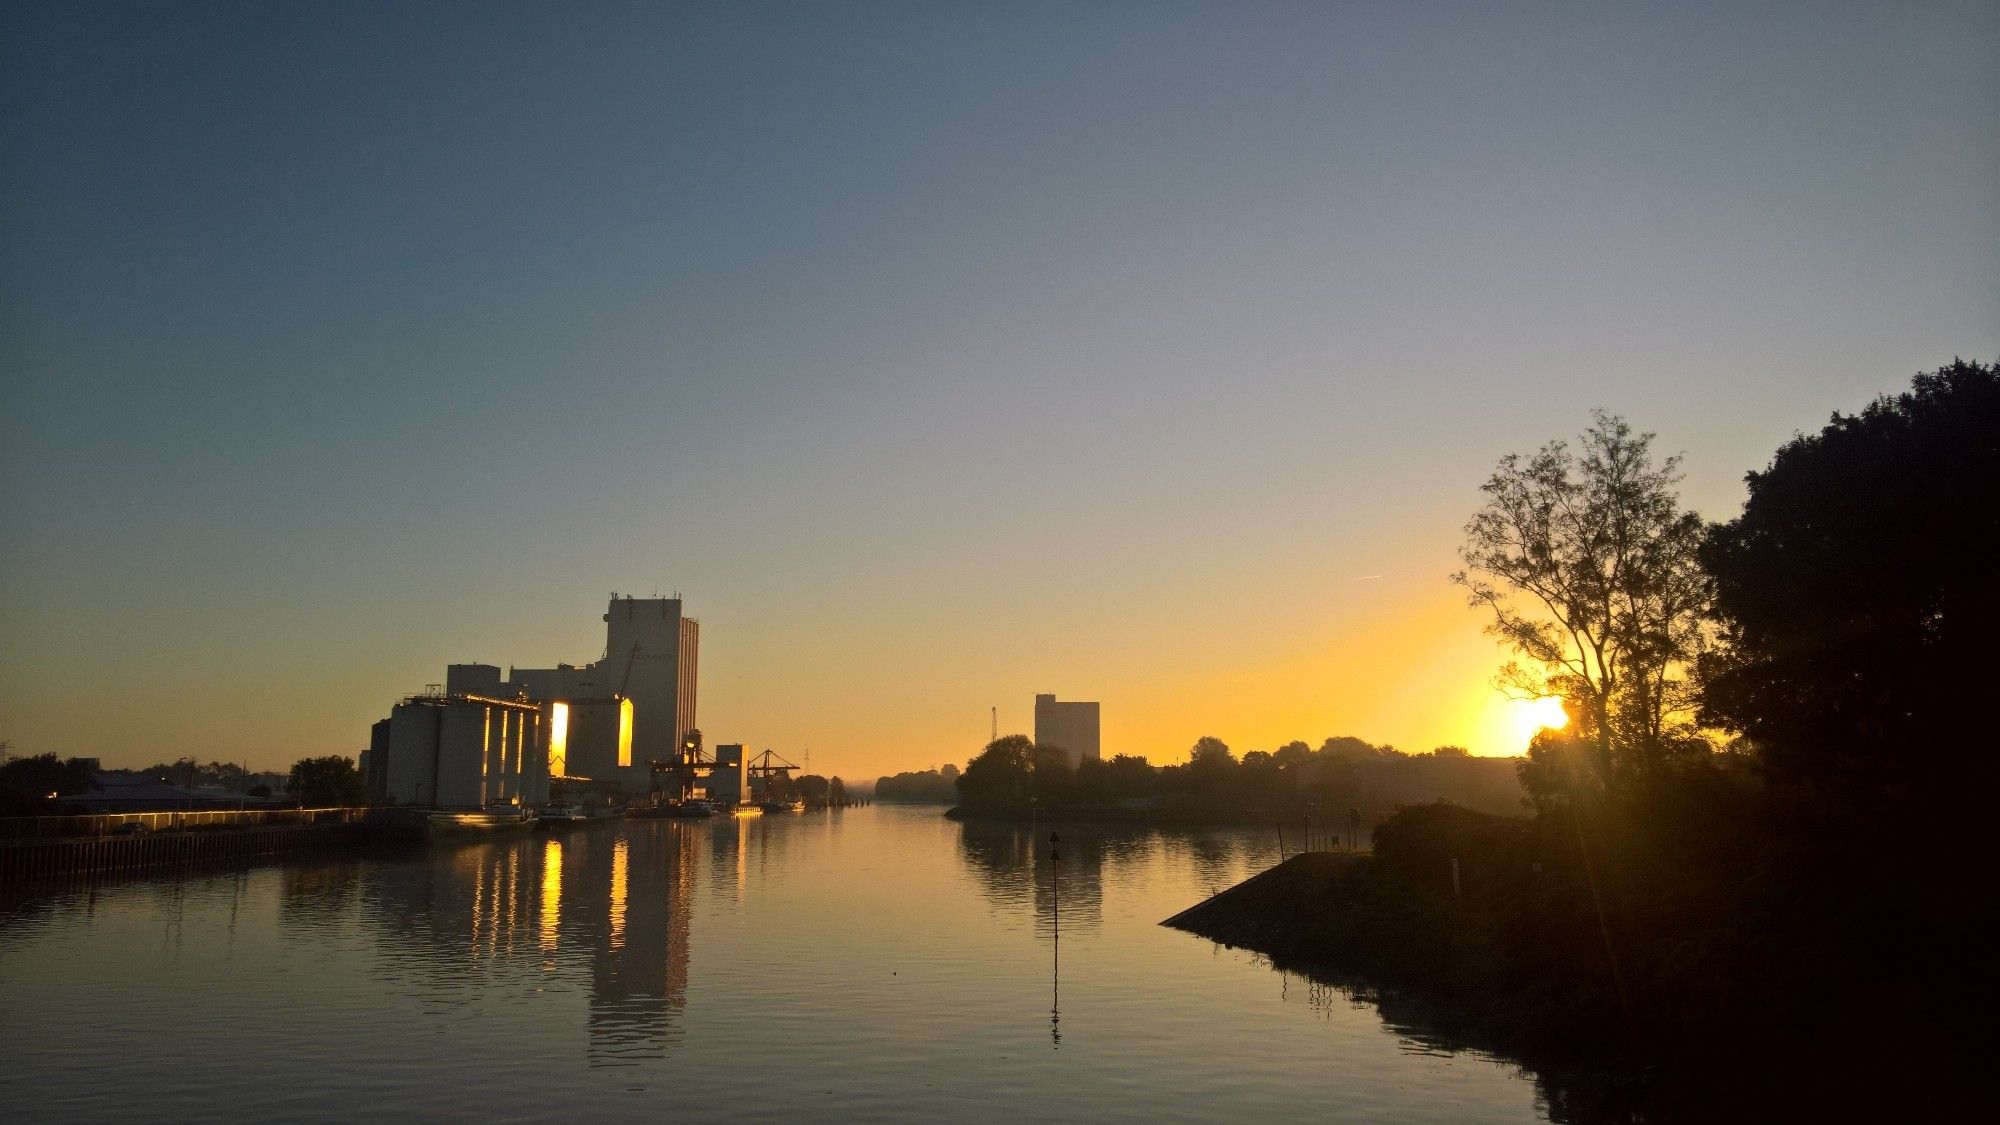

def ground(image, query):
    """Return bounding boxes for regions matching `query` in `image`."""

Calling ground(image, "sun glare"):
[1529,696,1570,730]
[1504,696,1569,752]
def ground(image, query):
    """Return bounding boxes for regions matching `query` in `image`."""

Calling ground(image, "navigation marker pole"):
[1050,831,1061,1048]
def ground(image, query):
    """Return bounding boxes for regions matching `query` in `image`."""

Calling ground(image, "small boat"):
[758,800,807,814]
[537,803,592,828]
[729,803,764,817]
[632,801,713,820]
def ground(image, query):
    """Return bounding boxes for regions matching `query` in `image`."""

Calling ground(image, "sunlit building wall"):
[1035,693,1101,766]
[618,697,635,768]
[548,697,624,781]
[547,702,569,778]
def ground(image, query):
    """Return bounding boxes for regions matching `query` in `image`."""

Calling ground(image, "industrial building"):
[708,744,749,806]
[503,595,698,796]
[370,692,550,808]
[1035,693,1101,766]
[368,595,699,806]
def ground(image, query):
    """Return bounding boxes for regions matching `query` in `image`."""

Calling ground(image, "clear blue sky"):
[3,2,1995,776]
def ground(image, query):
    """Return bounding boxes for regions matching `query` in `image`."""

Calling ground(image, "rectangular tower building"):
[1034,693,1100,766]
[595,596,698,794]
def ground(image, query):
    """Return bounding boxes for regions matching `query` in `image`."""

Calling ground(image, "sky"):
[2,2,1995,780]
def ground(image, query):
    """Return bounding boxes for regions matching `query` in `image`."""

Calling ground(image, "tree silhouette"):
[955,735,1034,809]
[1188,736,1235,770]
[1701,358,1998,805]
[0,752,98,813]
[286,756,365,807]
[1454,411,1710,792]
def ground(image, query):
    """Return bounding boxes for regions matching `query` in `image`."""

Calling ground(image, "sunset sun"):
[1505,696,1569,750]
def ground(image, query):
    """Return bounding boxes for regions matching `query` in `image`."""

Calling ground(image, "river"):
[0,805,1554,1122]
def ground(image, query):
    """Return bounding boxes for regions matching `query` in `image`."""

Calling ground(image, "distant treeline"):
[874,765,959,803]
[0,751,292,815]
[951,735,1522,825]
[758,772,850,806]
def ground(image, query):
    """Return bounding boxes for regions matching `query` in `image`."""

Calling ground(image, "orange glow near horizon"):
[682,582,1582,774]
[52,579,1570,776]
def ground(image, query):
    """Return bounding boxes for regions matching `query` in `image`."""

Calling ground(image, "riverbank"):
[1160,799,1969,1119]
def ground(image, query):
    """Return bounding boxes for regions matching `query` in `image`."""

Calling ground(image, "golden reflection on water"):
[468,848,490,955]
[540,838,563,953]
[733,815,747,901]
[609,837,629,950]
[0,809,1561,1119]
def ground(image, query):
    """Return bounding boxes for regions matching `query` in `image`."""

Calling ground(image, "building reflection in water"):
[955,820,1106,939]
[572,826,695,1067]
[329,824,699,1068]
[705,814,756,904]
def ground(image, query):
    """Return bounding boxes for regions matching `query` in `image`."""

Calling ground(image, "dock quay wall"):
[0,808,374,885]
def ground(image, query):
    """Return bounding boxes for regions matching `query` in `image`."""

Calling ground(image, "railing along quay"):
[0,806,368,841]
[0,808,374,885]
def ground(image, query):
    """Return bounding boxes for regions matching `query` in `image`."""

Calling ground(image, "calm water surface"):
[0,806,1549,1122]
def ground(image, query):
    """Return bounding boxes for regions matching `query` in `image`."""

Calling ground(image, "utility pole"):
[990,706,997,745]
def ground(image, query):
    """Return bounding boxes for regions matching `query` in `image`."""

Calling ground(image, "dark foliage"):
[286,755,366,807]
[952,733,1522,825]
[1702,358,1999,807]
[0,752,99,815]
[875,765,959,803]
